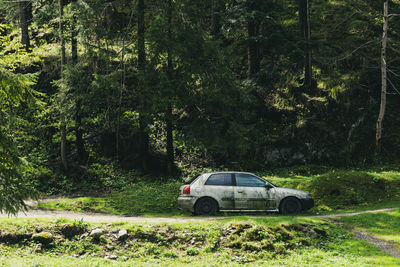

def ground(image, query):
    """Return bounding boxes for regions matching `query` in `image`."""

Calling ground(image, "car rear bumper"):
[300,198,314,211]
[177,195,197,213]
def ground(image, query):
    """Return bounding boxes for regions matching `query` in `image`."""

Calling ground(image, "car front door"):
[234,173,275,210]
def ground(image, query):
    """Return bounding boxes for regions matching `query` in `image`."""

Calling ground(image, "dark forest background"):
[1,0,400,199]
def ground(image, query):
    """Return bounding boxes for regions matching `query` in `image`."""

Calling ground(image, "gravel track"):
[1,202,399,258]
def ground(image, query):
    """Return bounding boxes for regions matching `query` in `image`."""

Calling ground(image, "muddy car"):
[177,172,314,215]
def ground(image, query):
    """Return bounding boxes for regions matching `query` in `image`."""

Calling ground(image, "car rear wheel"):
[194,197,218,215]
[280,197,302,214]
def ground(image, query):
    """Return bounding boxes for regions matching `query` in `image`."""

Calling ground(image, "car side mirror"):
[264,184,273,190]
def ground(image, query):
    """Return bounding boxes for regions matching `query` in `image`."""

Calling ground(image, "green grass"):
[262,168,400,212]
[334,209,400,250]
[0,217,399,266]
[37,166,400,216]
[38,181,184,216]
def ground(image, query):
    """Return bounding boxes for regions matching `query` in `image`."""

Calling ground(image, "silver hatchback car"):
[178,172,314,215]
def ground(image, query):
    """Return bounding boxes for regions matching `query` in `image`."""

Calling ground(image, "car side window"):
[235,174,266,187]
[205,173,233,186]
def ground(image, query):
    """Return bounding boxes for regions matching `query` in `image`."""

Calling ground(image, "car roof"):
[204,171,256,175]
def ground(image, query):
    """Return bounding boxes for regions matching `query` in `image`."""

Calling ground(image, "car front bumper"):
[177,195,197,213]
[300,198,314,211]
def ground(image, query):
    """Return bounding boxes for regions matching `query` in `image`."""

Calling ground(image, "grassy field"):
[37,166,400,216]
[334,209,400,251]
[0,216,399,266]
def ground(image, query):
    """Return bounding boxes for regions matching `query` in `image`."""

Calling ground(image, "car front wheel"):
[280,197,302,214]
[194,197,218,215]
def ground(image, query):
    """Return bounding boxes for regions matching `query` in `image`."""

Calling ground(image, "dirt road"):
[0,205,398,223]
[0,209,219,223]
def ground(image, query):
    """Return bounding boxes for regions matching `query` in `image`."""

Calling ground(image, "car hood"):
[274,187,311,198]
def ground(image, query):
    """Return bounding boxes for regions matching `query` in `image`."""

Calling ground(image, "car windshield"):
[257,175,277,187]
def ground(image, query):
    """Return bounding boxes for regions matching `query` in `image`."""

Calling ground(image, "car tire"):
[280,197,302,214]
[194,197,218,215]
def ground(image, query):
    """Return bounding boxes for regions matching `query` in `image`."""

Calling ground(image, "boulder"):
[32,232,53,245]
[60,223,85,239]
[117,229,129,242]
[90,228,105,239]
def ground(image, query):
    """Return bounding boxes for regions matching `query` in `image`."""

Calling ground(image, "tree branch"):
[387,77,400,95]
[337,40,381,62]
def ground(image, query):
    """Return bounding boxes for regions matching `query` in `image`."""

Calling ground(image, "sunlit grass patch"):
[335,209,400,250]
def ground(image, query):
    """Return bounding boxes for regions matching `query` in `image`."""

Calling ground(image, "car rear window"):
[205,173,233,186]
[189,175,202,185]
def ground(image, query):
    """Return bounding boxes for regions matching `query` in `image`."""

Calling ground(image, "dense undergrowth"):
[0,217,399,266]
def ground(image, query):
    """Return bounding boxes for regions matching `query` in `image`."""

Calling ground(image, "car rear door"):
[233,173,272,210]
[203,173,235,209]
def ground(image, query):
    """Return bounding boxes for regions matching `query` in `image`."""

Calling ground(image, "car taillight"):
[183,185,190,194]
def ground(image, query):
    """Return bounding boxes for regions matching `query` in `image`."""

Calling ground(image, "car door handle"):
[237,190,243,193]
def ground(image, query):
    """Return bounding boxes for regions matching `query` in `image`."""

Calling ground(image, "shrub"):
[302,171,400,208]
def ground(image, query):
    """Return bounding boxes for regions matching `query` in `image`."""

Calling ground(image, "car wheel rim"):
[201,200,212,213]
[285,200,298,213]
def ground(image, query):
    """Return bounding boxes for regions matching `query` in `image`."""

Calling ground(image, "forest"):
[1,0,400,211]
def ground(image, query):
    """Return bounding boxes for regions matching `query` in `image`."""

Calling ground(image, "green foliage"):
[0,68,38,214]
[301,170,400,209]
[3,0,400,197]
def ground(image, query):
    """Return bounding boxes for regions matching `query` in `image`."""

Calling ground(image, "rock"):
[32,232,53,245]
[34,243,42,252]
[60,223,85,239]
[73,201,83,208]
[117,229,128,242]
[81,233,89,239]
[109,255,118,260]
[106,244,114,250]
[90,228,105,238]
[313,228,327,237]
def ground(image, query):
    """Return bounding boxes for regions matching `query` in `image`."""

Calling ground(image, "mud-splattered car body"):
[177,172,314,215]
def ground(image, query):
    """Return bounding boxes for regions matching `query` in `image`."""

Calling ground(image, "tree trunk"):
[59,0,66,72]
[116,37,126,160]
[70,5,87,164]
[60,123,68,171]
[298,0,312,87]
[376,0,388,152]
[247,20,260,77]
[75,100,88,164]
[19,0,31,51]
[166,0,174,175]
[71,14,78,64]
[137,0,149,170]
[211,0,222,40]
[166,104,173,174]
[59,0,68,171]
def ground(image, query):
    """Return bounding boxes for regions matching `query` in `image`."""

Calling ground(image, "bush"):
[302,171,400,208]
[110,181,182,215]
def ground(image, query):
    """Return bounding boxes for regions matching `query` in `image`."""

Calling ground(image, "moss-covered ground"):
[0,216,399,266]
